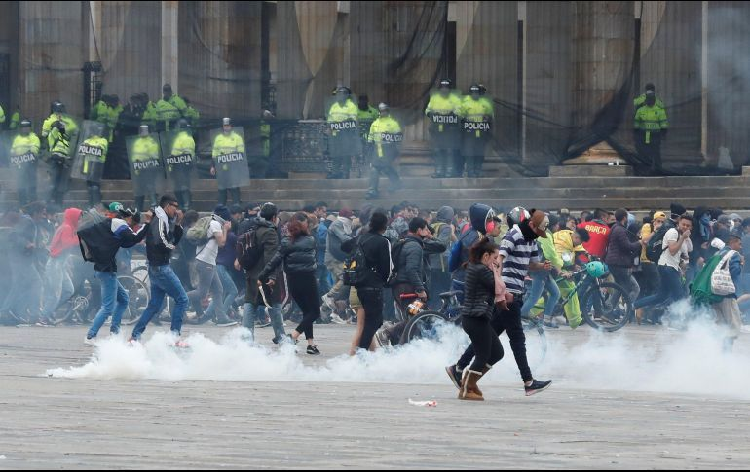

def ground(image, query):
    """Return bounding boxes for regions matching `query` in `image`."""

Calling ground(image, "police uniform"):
[10,130,41,206]
[634,102,668,173]
[41,112,78,207]
[327,95,358,179]
[212,129,245,205]
[366,111,402,198]
[425,88,462,177]
[459,92,494,178]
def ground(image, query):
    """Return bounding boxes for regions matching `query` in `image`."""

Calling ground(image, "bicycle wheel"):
[131,265,149,284]
[398,310,450,345]
[581,281,632,332]
[117,274,151,326]
[520,316,547,369]
[51,280,93,325]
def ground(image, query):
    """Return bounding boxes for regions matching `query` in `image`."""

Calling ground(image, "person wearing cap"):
[41,101,79,209]
[326,86,358,179]
[211,117,245,206]
[447,209,552,396]
[322,208,355,324]
[167,119,196,210]
[365,103,403,199]
[155,84,187,132]
[9,119,41,206]
[709,230,743,351]
[458,83,494,178]
[634,89,669,174]
[186,205,237,327]
[633,83,665,110]
[130,125,161,211]
[425,79,462,178]
[130,194,190,344]
[80,206,152,344]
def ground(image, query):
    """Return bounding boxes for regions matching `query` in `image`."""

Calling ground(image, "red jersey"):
[578,220,611,258]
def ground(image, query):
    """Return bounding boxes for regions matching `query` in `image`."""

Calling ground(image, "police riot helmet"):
[378,102,390,113]
[222,117,232,127]
[19,120,31,128]
[469,84,481,94]
[507,206,530,228]
[439,79,452,90]
[52,101,66,114]
[139,125,149,136]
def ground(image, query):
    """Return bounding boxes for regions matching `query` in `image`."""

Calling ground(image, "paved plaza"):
[1,324,749,469]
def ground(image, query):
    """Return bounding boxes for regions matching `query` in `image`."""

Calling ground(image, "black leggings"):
[357,287,384,350]
[461,315,504,372]
[287,271,320,340]
[457,298,532,382]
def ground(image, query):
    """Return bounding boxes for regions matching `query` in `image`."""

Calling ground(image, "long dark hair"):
[287,212,310,241]
[467,237,499,265]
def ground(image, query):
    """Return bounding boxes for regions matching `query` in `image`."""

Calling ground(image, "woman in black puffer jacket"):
[259,212,321,354]
[456,238,505,401]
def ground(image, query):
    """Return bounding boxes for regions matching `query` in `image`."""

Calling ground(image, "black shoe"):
[525,379,552,396]
[306,345,320,355]
[445,364,462,390]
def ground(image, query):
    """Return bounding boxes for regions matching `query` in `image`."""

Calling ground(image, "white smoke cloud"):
[47,309,750,400]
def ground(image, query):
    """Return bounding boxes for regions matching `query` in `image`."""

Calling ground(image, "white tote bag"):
[711,250,737,296]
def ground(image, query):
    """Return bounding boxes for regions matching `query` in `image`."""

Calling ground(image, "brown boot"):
[458,370,484,401]
[472,364,492,397]
[635,308,644,325]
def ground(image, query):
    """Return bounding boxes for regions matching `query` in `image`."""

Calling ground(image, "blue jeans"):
[242,302,285,343]
[217,265,239,319]
[521,271,560,317]
[87,271,129,338]
[131,265,189,340]
[634,265,684,310]
[42,255,75,319]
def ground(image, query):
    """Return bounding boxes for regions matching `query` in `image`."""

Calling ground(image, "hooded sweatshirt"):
[450,203,493,281]
[49,208,83,258]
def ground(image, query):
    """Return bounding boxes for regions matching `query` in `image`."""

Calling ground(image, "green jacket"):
[634,93,665,110]
[539,230,564,271]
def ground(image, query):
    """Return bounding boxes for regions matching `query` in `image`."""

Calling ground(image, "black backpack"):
[236,224,263,271]
[646,219,675,262]
[343,239,371,286]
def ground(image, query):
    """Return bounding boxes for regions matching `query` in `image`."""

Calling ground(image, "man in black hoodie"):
[130,195,189,343]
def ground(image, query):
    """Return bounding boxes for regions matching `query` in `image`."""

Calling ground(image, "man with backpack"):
[236,202,287,344]
[130,195,190,344]
[634,214,693,320]
[185,205,236,326]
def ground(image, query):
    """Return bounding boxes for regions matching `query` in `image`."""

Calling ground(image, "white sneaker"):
[321,294,337,311]
[329,313,347,325]
[84,337,96,346]
[375,328,391,347]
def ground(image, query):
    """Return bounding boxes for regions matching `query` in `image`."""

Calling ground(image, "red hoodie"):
[49,208,83,258]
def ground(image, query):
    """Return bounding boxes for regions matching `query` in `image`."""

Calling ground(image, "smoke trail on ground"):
[47,304,750,399]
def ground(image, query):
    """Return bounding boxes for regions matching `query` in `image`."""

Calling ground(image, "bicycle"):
[395,290,547,367]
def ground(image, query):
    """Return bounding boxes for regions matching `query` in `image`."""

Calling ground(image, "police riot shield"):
[71,121,108,183]
[127,133,164,197]
[160,129,196,192]
[367,108,405,164]
[425,89,461,151]
[460,100,493,157]
[0,130,12,168]
[325,96,362,158]
[5,129,41,192]
[209,127,248,190]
